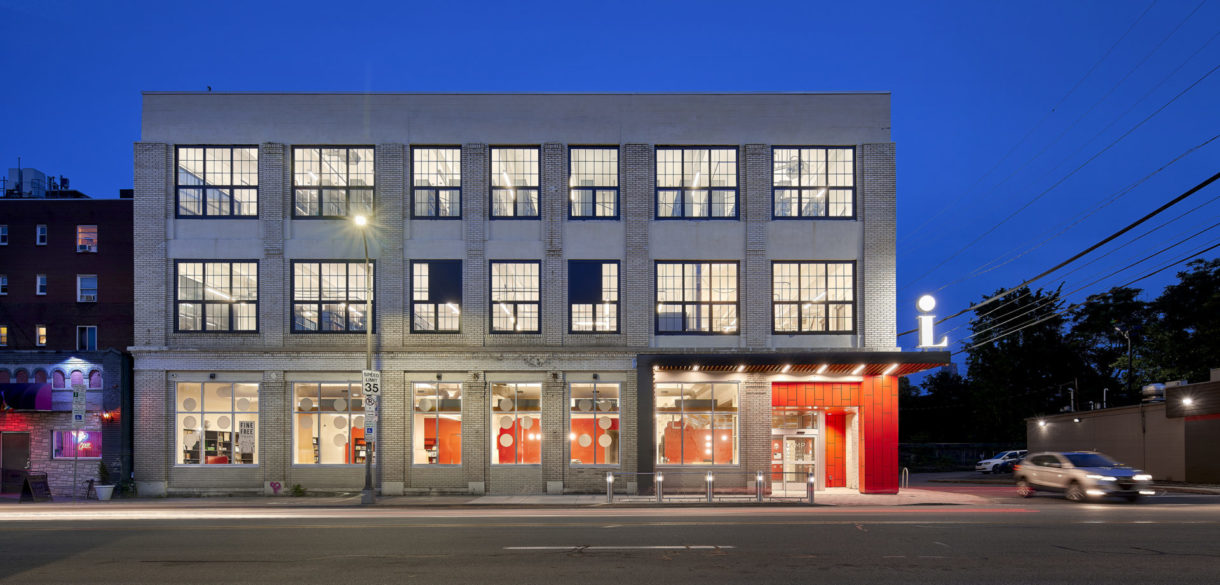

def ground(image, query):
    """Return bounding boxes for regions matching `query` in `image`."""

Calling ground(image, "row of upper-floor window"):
[0,224,99,251]
[173,259,855,336]
[0,273,97,300]
[0,324,97,350]
[173,146,856,221]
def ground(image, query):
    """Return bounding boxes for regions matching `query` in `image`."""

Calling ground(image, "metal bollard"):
[807,472,816,505]
[756,472,764,502]
[706,472,714,503]
[606,473,614,503]
[656,474,664,503]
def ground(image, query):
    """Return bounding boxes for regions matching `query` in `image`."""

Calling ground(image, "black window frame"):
[173,260,261,334]
[410,259,463,333]
[410,146,463,220]
[291,146,376,220]
[290,259,377,334]
[174,145,261,219]
[770,260,857,335]
[489,260,541,334]
[654,261,740,335]
[770,146,856,220]
[568,260,620,334]
[490,146,541,220]
[654,147,740,220]
[567,146,620,220]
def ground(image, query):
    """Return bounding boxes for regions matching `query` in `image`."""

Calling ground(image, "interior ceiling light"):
[736,365,746,372]
[882,363,898,376]
[851,364,866,375]
[781,364,792,373]
[817,364,828,374]
[691,364,700,372]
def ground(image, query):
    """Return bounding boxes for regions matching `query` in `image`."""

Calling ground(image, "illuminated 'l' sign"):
[916,295,948,348]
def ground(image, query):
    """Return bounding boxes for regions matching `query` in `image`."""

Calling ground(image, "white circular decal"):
[499,434,514,447]
[418,398,434,412]
[578,434,592,448]
[216,386,230,399]
[333,399,347,412]
[500,415,515,430]
[598,400,614,411]
[182,397,197,412]
[598,434,613,448]
[333,416,347,429]
[217,416,231,430]
[353,415,364,427]
[182,416,197,429]
[499,398,513,412]
[597,416,613,430]
[299,398,313,411]
[577,399,593,412]
[520,417,533,430]
[333,433,347,447]
[236,398,251,412]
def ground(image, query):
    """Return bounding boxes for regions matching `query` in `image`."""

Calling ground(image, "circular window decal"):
[236,398,251,411]
[578,434,592,448]
[182,416,197,429]
[598,416,613,430]
[217,416,231,430]
[598,434,613,448]
[499,434,514,447]
[520,417,534,430]
[299,398,314,411]
[500,415,515,430]
[182,397,198,411]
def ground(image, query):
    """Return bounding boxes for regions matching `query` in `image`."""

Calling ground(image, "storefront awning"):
[0,384,54,411]
[641,350,951,377]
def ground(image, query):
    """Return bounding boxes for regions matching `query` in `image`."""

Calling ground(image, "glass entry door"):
[783,436,816,492]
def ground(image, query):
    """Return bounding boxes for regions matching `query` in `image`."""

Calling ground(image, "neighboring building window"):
[412,147,461,218]
[569,147,618,218]
[76,326,97,351]
[0,325,7,346]
[76,225,98,252]
[655,262,738,334]
[411,260,461,332]
[291,261,373,332]
[570,383,619,465]
[490,261,540,333]
[656,382,739,465]
[293,147,374,218]
[35,325,47,346]
[490,147,540,218]
[175,262,259,332]
[772,262,855,332]
[52,430,102,459]
[1,225,8,245]
[656,148,738,219]
[176,146,259,217]
[413,382,462,465]
[772,147,855,218]
[77,275,98,302]
[568,260,618,333]
[0,274,7,295]
[292,382,366,464]
[36,224,47,245]
[491,383,541,464]
[36,274,47,295]
[176,382,260,465]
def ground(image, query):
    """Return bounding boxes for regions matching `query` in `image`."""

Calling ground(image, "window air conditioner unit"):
[77,244,96,252]
[80,294,97,302]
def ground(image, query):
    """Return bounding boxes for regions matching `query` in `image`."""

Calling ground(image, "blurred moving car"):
[993,454,1024,474]
[1014,451,1154,502]
[975,450,1027,474]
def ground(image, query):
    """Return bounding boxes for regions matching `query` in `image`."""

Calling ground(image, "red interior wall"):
[496,420,541,464]
[570,417,619,464]
[824,413,846,488]
[424,418,462,465]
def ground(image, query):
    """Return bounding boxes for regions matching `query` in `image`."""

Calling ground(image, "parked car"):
[975,450,1027,474]
[1014,451,1154,502]
[993,455,1024,474]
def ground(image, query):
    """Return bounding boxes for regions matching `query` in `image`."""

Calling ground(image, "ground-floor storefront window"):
[491,383,541,464]
[655,382,738,465]
[52,429,102,459]
[294,382,367,464]
[176,382,259,464]
[570,383,619,465]
[413,382,462,465]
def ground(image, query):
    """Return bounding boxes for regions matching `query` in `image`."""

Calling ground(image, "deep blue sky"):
[3,0,1218,365]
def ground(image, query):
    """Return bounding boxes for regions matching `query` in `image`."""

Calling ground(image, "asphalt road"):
[4,493,1220,584]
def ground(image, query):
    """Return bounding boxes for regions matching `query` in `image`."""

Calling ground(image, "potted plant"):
[95,462,115,501]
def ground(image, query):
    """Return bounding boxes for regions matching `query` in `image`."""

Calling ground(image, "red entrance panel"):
[824,413,846,488]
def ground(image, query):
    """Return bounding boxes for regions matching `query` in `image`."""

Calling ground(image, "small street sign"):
[362,370,381,396]
[71,383,87,427]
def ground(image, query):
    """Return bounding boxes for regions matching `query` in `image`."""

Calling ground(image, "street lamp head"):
[353,214,368,227]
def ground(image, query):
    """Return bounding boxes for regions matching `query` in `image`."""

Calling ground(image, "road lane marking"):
[505,545,734,551]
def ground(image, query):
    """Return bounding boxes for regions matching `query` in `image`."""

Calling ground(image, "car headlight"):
[1133,474,1152,481]
[1085,474,1116,481]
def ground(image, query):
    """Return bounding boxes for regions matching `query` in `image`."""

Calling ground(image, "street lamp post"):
[355,214,375,505]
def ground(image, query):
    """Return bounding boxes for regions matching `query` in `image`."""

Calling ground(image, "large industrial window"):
[491,148,540,218]
[490,261,540,333]
[655,262,738,334]
[656,382,738,465]
[293,382,367,464]
[570,383,619,466]
[411,260,461,332]
[569,147,618,218]
[293,147,374,218]
[656,148,738,219]
[176,146,259,217]
[176,382,260,465]
[175,261,258,332]
[772,147,854,218]
[291,261,373,333]
[413,382,462,465]
[568,260,618,333]
[412,147,461,218]
[491,383,542,464]
[772,262,855,333]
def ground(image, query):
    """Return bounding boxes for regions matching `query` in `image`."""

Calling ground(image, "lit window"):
[77,275,98,302]
[35,324,47,346]
[52,430,102,459]
[569,260,618,333]
[413,382,462,465]
[772,147,854,218]
[569,147,618,218]
[76,326,97,351]
[412,147,461,218]
[176,147,259,217]
[0,225,8,245]
[0,325,8,346]
[292,261,373,333]
[293,147,373,218]
[292,382,365,464]
[36,274,47,295]
[655,262,738,333]
[491,148,540,218]
[176,262,259,332]
[490,261,540,333]
[491,383,541,464]
[0,274,7,295]
[411,260,461,332]
[772,262,854,332]
[76,225,98,252]
[570,383,619,465]
[36,224,47,245]
[656,148,738,218]
[656,383,738,465]
[176,382,260,465]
